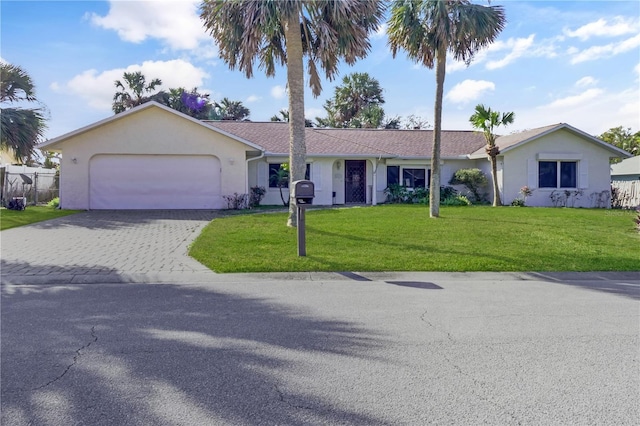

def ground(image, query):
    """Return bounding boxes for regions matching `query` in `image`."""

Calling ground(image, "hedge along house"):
[41,102,630,210]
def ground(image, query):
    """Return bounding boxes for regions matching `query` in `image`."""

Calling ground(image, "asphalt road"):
[2,272,638,425]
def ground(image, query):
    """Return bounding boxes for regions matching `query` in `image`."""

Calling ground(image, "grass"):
[0,206,80,231]
[190,205,640,273]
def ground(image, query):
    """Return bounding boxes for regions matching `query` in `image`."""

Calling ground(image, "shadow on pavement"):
[23,210,221,230]
[1,282,388,425]
[523,272,640,300]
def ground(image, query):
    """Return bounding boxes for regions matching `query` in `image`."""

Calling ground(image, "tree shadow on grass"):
[1,282,389,425]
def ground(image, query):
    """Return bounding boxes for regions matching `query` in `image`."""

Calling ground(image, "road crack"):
[420,310,522,425]
[32,326,98,391]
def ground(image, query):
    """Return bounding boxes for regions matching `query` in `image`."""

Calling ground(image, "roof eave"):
[39,101,266,153]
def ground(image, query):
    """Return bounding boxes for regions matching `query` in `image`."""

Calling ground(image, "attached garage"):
[89,154,221,209]
[39,102,262,210]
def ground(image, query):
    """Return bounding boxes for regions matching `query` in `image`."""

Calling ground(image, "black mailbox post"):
[291,180,314,256]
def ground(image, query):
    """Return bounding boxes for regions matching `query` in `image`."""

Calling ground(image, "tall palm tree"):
[200,0,384,226]
[469,104,514,206]
[388,0,506,217]
[1,63,47,163]
[112,71,162,114]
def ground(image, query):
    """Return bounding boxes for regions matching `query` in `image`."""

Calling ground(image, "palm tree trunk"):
[284,13,306,228]
[490,154,502,206]
[429,47,447,218]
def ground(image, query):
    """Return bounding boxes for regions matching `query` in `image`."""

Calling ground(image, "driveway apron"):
[1,210,220,283]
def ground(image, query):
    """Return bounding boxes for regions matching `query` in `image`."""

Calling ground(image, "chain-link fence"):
[1,167,59,207]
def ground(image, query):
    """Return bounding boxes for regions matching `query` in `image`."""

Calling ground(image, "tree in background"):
[213,97,250,121]
[201,0,384,227]
[112,71,163,113]
[469,104,515,207]
[271,109,313,127]
[156,87,216,120]
[318,72,385,128]
[388,0,506,217]
[1,63,47,163]
[598,126,640,163]
[403,114,431,130]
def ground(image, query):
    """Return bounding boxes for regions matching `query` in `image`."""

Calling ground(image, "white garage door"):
[89,154,221,209]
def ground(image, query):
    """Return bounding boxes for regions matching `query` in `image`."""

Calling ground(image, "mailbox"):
[291,180,314,205]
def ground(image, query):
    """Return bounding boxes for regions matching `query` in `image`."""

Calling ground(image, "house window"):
[403,168,426,188]
[268,163,310,188]
[387,166,399,186]
[539,161,577,188]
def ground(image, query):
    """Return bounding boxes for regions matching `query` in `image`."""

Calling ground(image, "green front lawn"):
[190,205,640,273]
[0,207,80,231]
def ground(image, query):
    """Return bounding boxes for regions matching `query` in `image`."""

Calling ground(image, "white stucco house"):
[40,102,630,210]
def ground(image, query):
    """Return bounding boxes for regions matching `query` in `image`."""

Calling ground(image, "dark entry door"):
[345,160,366,203]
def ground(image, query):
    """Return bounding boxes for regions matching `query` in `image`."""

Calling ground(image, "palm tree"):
[388,0,506,217]
[112,71,162,114]
[269,163,290,207]
[214,97,250,121]
[200,0,384,226]
[332,72,385,127]
[1,63,47,163]
[469,104,514,206]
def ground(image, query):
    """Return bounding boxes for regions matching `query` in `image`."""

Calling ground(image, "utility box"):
[291,180,314,205]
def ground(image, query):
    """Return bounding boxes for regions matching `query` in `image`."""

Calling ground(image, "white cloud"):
[543,88,604,109]
[527,87,639,134]
[49,82,61,92]
[89,0,212,52]
[575,76,598,88]
[445,80,495,105]
[485,34,536,70]
[447,34,558,72]
[65,60,209,111]
[570,33,640,64]
[372,22,388,40]
[305,107,324,120]
[271,85,287,99]
[245,95,261,103]
[564,17,639,41]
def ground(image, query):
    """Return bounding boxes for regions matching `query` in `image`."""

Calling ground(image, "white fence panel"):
[611,180,640,209]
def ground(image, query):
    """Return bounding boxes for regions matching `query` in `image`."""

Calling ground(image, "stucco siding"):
[249,157,336,206]
[56,107,252,209]
[502,129,614,207]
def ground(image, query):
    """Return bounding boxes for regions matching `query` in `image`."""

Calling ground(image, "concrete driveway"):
[1,211,639,424]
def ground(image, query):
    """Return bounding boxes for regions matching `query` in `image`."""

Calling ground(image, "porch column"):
[372,159,378,206]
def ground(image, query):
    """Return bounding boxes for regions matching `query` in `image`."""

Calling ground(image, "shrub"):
[47,197,60,208]
[249,186,266,208]
[510,198,526,207]
[440,186,458,201]
[223,193,248,210]
[442,195,471,206]
[384,184,409,204]
[449,168,488,203]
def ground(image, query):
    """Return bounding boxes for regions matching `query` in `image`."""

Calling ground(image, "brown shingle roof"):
[205,121,486,158]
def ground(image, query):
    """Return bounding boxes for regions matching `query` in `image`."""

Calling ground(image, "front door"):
[345,160,366,203]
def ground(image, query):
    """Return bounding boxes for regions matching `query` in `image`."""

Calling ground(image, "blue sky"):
[2,0,639,141]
